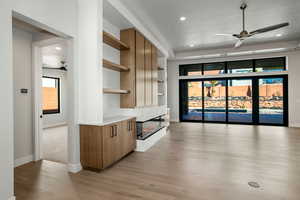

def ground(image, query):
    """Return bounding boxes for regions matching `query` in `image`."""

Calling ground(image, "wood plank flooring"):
[15,123,300,200]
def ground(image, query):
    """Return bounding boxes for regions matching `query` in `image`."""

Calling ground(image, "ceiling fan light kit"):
[216,3,289,48]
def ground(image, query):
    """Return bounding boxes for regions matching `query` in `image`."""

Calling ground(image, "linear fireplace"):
[136,115,167,140]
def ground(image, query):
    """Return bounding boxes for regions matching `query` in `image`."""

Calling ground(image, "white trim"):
[32,44,43,161]
[14,155,33,168]
[135,127,167,152]
[68,163,82,173]
[289,123,300,128]
[179,71,288,80]
[107,0,172,57]
[43,122,67,129]
[8,196,16,200]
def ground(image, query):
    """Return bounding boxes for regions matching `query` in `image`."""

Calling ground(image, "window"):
[203,62,225,75]
[179,75,288,126]
[42,76,60,114]
[255,57,286,72]
[179,57,286,76]
[179,64,202,76]
[227,60,253,74]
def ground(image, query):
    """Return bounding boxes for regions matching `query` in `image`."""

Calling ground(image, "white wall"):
[102,19,122,118]
[78,0,103,124]
[13,27,34,162]
[43,69,68,128]
[168,49,300,127]
[0,1,14,199]
[1,0,80,199]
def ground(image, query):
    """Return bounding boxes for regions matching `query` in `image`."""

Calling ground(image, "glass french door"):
[181,81,203,121]
[258,77,285,125]
[203,80,226,122]
[228,79,253,123]
[180,75,288,126]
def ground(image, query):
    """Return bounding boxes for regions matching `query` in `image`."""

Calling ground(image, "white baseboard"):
[135,127,167,152]
[43,122,67,129]
[289,122,300,128]
[8,196,16,200]
[68,163,82,173]
[14,155,33,168]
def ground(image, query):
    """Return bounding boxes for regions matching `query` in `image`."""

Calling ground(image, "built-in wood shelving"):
[103,88,130,94]
[158,67,164,71]
[103,31,129,50]
[103,59,129,72]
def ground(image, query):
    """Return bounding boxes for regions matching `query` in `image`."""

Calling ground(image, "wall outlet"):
[20,88,28,94]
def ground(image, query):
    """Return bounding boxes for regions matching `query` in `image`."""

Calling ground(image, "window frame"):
[42,76,61,115]
[179,57,286,76]
[179,74,288,126]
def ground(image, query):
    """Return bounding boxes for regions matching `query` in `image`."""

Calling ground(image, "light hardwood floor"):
[15,123,300,200]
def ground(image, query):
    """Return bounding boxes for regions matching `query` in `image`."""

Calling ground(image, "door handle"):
[111,126,114,137]
[114,125,117,137]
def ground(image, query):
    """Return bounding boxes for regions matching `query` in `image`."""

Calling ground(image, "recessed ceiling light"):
[189,44,195,47]
[180,16,186,21]
[276,33,282,37]
[55,46,62,51]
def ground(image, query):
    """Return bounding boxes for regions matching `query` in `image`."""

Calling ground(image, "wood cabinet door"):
[120,119,136,156]
[151,45,158,106]
[102,124,117,168]
[80,125,103,169]
[129,119,137,150]
[135,31,145,107]
[145,39,152,106]
[121,29,136,108]
[114,122,123,160]
[120,120,130,156]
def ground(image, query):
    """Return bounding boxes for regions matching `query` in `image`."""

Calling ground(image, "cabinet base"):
[135,127,167,152]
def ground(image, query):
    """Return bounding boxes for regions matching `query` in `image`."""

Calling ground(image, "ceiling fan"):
[216,3,289,48]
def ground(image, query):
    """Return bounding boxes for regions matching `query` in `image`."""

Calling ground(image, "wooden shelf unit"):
[103,88,130,94]
[103,31,129,50]
[103,59,129,72]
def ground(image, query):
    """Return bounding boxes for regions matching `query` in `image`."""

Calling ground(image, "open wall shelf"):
[103,59,129,72]
[103,31,129,50]
[103,88,130,94]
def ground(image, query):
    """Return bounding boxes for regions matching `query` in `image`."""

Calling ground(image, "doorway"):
[179,75,288,126]
[41,42,69,164]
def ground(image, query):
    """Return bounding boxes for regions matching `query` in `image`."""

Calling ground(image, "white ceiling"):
[103,0,132,30]
[42,42,67,68]
[121,0,300,53]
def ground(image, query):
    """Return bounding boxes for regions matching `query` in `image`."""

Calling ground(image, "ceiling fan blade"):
[216,33,234,36]
[235,40,243,48]
[250,23,289,35]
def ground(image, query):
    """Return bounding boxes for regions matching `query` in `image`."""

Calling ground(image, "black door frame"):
[179,75,288,126]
